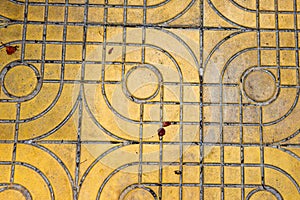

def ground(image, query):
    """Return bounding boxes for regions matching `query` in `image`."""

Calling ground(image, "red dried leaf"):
[5,45,18,55]
[2,42,18,55]
[162,121,171,127]
[157,128,165,137]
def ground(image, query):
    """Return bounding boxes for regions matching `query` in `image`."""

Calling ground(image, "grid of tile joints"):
[0,0,300,199]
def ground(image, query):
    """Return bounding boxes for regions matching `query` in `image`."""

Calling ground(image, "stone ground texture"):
[0,0,300,199]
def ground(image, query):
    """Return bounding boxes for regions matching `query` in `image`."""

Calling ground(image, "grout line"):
[257,0,265,189]
[138,103,144,184]
[294,0,300,97]
[40,0,49,78]
[219,85,224,200]
[20,0,29,62]
[141,0,147,64]
[74,0,90,198]
[158,74,164,200]
[239,89,245,199]
[10,103,20,183]
[199,0,205,199]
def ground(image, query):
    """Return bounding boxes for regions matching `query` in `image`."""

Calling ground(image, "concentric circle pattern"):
[0,0,299,199]
[3,65,38,97]
[123,64,162,101]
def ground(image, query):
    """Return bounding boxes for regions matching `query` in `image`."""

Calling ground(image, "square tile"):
[224,188,241,200]
[84,64,102,81]
[183,145,200,163]
[243,126,260,144]
[86,26,104,42]
[64,64,81,80]
[107,8,124,23]
[278,0,294,11]
[224,166,241,184]
[280,69,297,85]
[245,167,261,184]
[46,25,64,41]
[128,0,144,6]
[204,188,220,200]
[89,0,105,3]
[223,126,240,143]
[162,124,180,142]
[278,14,295,29]
[127,8,144,24]
[183,85,200,102]
[108,0,123,4]
[25,44,42,59]
[183,166,200,183]
[68,6,84,22]
[244,147,261,163]
[45,44,62,60]
[260,14,275,29]
[28,6,45,21]
[224,146,241,163]
[143,104,161,121]
[203,86,220,103]
[162,165,180,183]
[44,64,61,80]
[261,50,277,65]
[204,166,221,183]
[66,44,83,60]
[162,187,179,199]
[223,106,240,123]
[0,124,15,140]
[88,7,104,23]
[104,64,122,81]
[69,0,85,3]
[126,28,143,43]
[243,106,260,123]
[279,32,295,47]
[183,187,200,199]
[280,50,296,66]
[49,0,65,2]
[85,44,103,61]
[142,165,159,182]
[105,45,123,62]
[163,85,180,102]
[260,32,276,47]
[66,26,84,41]
[26,24,44,40]
[203,146,220,163]
[183,125,199,142]
[223,86,240,103]
[106,27,124,42]
[183,105,200,122]
[203,106,220,122]
[125,46,142,62]
[259,0,274,10]
[48,6,65,22]
[203,125,220,143]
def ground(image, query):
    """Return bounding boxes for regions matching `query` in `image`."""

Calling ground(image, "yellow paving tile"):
[0,0,300,199]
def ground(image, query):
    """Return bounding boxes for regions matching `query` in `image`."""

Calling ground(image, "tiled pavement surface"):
[0,0,300,199]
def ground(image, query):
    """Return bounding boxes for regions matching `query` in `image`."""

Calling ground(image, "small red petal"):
[5,46,18,55]
[108,47,114,54]
[158,128,165,137]
[162,121,171,127]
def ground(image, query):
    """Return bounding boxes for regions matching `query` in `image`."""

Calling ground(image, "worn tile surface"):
[0,0,300,199]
